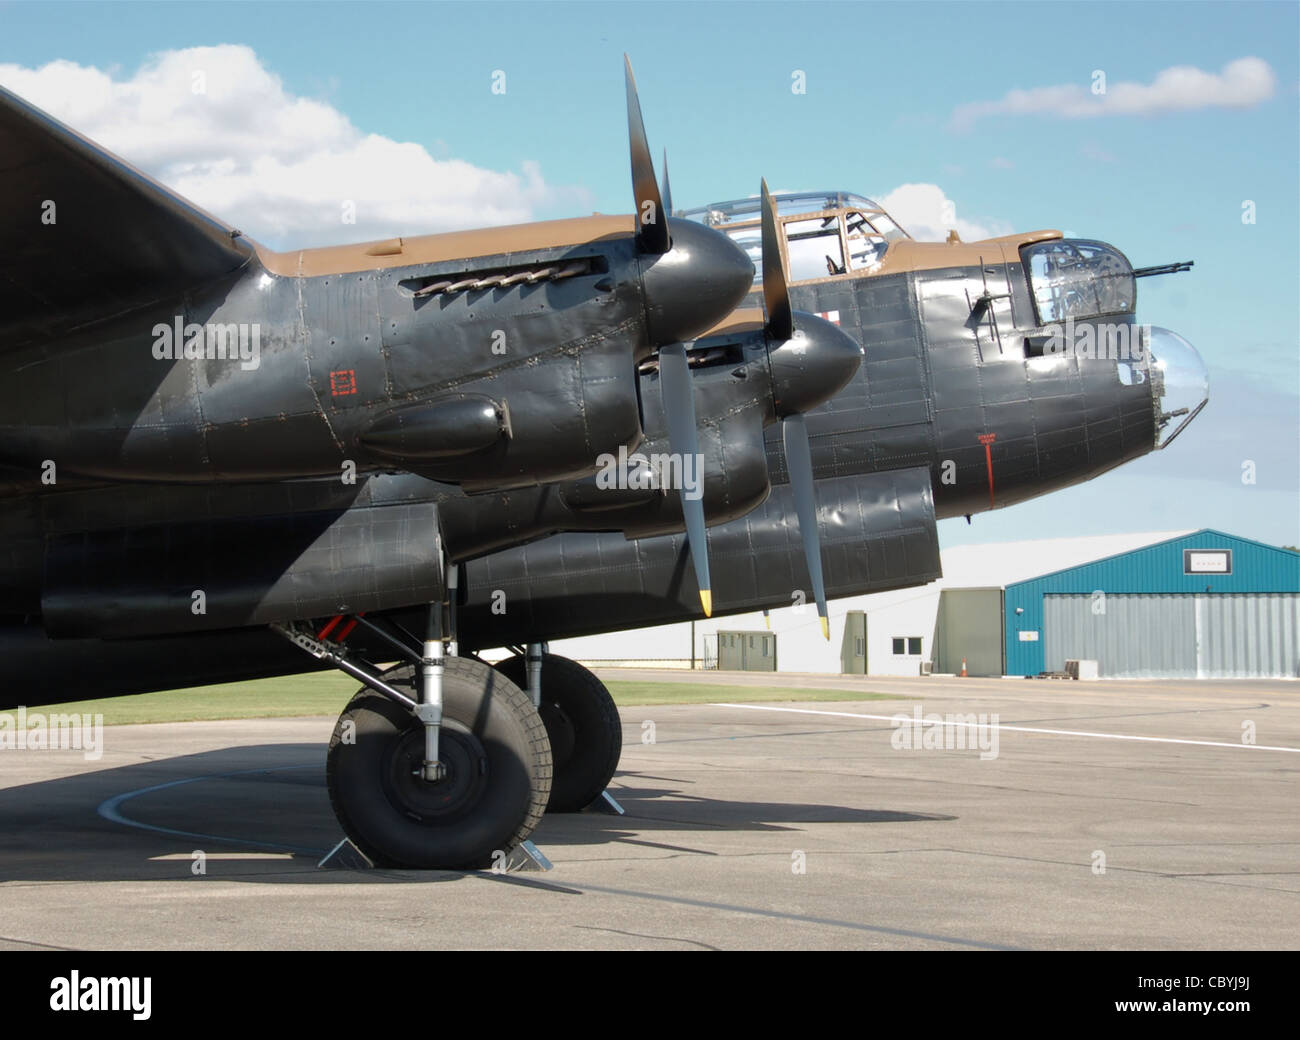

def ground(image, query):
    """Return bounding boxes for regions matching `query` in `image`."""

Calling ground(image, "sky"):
[2,0,1297,549]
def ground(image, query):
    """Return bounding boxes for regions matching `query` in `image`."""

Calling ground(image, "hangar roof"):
[937,530,1195,588]
[1004,529,1300,595]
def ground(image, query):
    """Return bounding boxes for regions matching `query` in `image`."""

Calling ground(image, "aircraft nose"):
[767,312,863,418]
[1146,326,1209,449]
[639,217,754,344]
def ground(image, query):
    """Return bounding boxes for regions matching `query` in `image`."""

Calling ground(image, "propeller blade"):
[783,413,828,640]
[624,56,670,255]
[763,177,819,633]
[659,342,711,616]
[661,149,673,218]
[760,178,794,341]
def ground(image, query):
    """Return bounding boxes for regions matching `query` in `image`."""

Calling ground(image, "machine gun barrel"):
[1133,260,1195,278]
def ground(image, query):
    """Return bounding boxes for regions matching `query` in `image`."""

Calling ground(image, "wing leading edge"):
[0,84,254,352]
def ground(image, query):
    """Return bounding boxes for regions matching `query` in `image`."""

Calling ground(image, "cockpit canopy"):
[678,191,910,285]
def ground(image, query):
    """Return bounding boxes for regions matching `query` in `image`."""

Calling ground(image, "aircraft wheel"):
[496,653,622,812]
[327,657,551,869]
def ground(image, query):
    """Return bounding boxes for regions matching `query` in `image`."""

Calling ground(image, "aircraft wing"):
[0,84,254,352]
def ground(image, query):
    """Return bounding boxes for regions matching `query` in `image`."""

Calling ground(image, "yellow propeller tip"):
[820,616,829,641]
[699,590,713,617]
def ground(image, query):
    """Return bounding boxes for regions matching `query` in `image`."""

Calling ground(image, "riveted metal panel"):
[457,467,940,648]
[792,271,932,430]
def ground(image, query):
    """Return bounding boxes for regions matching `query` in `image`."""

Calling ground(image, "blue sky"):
[3,0,1297,548]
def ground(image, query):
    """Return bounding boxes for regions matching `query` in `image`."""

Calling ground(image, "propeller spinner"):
[625,58,753,348]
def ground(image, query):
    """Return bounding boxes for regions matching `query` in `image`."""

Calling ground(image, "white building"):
[547,530,1194,676]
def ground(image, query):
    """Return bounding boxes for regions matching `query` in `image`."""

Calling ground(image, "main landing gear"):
[272,581,552,869]
[327,657,551,869]
[272,586,623,868]
[495,649,623,813]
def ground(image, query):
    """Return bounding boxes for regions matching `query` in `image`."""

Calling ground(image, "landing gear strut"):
[327,658,550,869]
[272,579,552,869]
[495,651,622,812]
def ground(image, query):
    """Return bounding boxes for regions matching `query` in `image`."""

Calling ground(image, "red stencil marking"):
[330,370,357,396]
[978,433,997,508]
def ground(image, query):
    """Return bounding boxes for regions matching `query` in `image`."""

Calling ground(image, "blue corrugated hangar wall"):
[1004,531,1300,678]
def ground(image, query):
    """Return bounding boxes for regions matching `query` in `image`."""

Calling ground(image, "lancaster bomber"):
[0,59,1206,869]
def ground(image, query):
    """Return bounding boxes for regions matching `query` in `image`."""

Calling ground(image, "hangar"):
[549,529,1300,680]
[1001,530,1299,679]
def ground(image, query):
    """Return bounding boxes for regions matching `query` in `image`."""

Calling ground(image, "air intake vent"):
[401,256,607,298]
[638,341,747,375]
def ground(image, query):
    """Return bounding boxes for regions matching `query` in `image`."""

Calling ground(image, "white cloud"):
[0,45,591,249]
[877,183,1012,243]
[951,57,1276,132]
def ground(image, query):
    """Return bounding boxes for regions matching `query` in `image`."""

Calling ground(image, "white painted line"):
[711,703,1300,754]
[97,765,325,855]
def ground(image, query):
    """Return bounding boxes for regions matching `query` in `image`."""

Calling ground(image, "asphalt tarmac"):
[1,672,1296,949]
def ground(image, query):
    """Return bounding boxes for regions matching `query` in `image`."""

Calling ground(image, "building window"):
[892,638,905,655]
[1184,549,1232,575]
[908,637,922,656]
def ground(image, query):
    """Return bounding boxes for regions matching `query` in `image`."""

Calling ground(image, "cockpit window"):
[784,215,846,280]
[679,190,911,286]
[844,211,890,271]
[1023,240,1135,325]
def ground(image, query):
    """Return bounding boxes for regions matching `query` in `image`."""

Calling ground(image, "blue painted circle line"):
[96,764,328,856]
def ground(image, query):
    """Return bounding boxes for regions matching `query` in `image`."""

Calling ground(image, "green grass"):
[31,672,362,726]
[26,672,900,725]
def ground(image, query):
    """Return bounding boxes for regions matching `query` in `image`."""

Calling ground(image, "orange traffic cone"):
[960,657,968,677]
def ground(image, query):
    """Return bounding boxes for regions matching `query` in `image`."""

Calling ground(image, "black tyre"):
[495,653,622,813]
[327,657,551,869]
